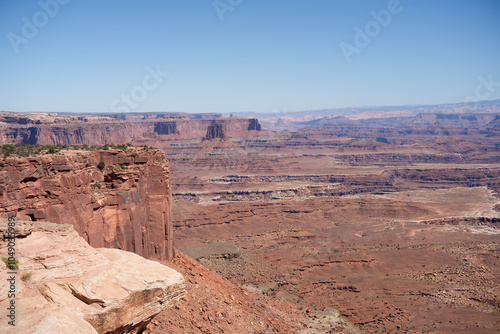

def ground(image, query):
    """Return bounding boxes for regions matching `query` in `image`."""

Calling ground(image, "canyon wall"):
[0,148,174,260]
[0,123,134,146]
[0,113,262,145]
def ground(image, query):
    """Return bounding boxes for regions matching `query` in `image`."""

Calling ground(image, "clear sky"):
[1,0,499,114]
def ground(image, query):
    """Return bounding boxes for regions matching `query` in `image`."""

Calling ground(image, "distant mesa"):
[198,122,239,150]
[203,122,227,141]
[0,112,263,146]
[202,118,261,141]
[247,118,262,131]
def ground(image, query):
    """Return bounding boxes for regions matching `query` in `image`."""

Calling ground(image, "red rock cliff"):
[0,113,262,145]
[0,147,174,260]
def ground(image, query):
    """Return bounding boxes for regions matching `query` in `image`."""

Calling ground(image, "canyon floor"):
[164,131,500,333]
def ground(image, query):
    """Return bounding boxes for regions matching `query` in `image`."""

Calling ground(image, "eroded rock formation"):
[247,118,262,131]
[0,220,185,334]
[0,147,174,260]
[203,123,227,140]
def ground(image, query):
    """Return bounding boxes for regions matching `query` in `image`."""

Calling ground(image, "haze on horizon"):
[1,0,499,114]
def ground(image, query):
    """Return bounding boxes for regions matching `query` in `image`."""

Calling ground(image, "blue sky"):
[1,0,499,113]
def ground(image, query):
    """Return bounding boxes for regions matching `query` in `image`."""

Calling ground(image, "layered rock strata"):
[0,112,262,145]
[0,148,174,260]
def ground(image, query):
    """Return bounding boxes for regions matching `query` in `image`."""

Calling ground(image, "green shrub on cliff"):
[142,145,156,151]
[0,144,64,157]
[90,183,102,189]
[0,143,154,158]
[47,146,58,154]
[1,144,15,157]
[21,272,33,281]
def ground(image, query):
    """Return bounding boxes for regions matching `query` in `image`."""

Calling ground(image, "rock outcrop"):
[0,220,185,334]
[247,118,262,131]
[203,123,227,140]
[0,147,174,260]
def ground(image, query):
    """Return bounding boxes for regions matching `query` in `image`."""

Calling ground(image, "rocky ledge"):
[0,220,186,334]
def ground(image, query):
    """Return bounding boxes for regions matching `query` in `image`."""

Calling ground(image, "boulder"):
[0,220,185,334]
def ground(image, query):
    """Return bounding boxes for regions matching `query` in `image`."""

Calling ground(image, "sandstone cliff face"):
[0,113,263,145]
[0,220,185,334]
[153,122,179,135]
[0,148,174,260]
[0,124,134,146]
